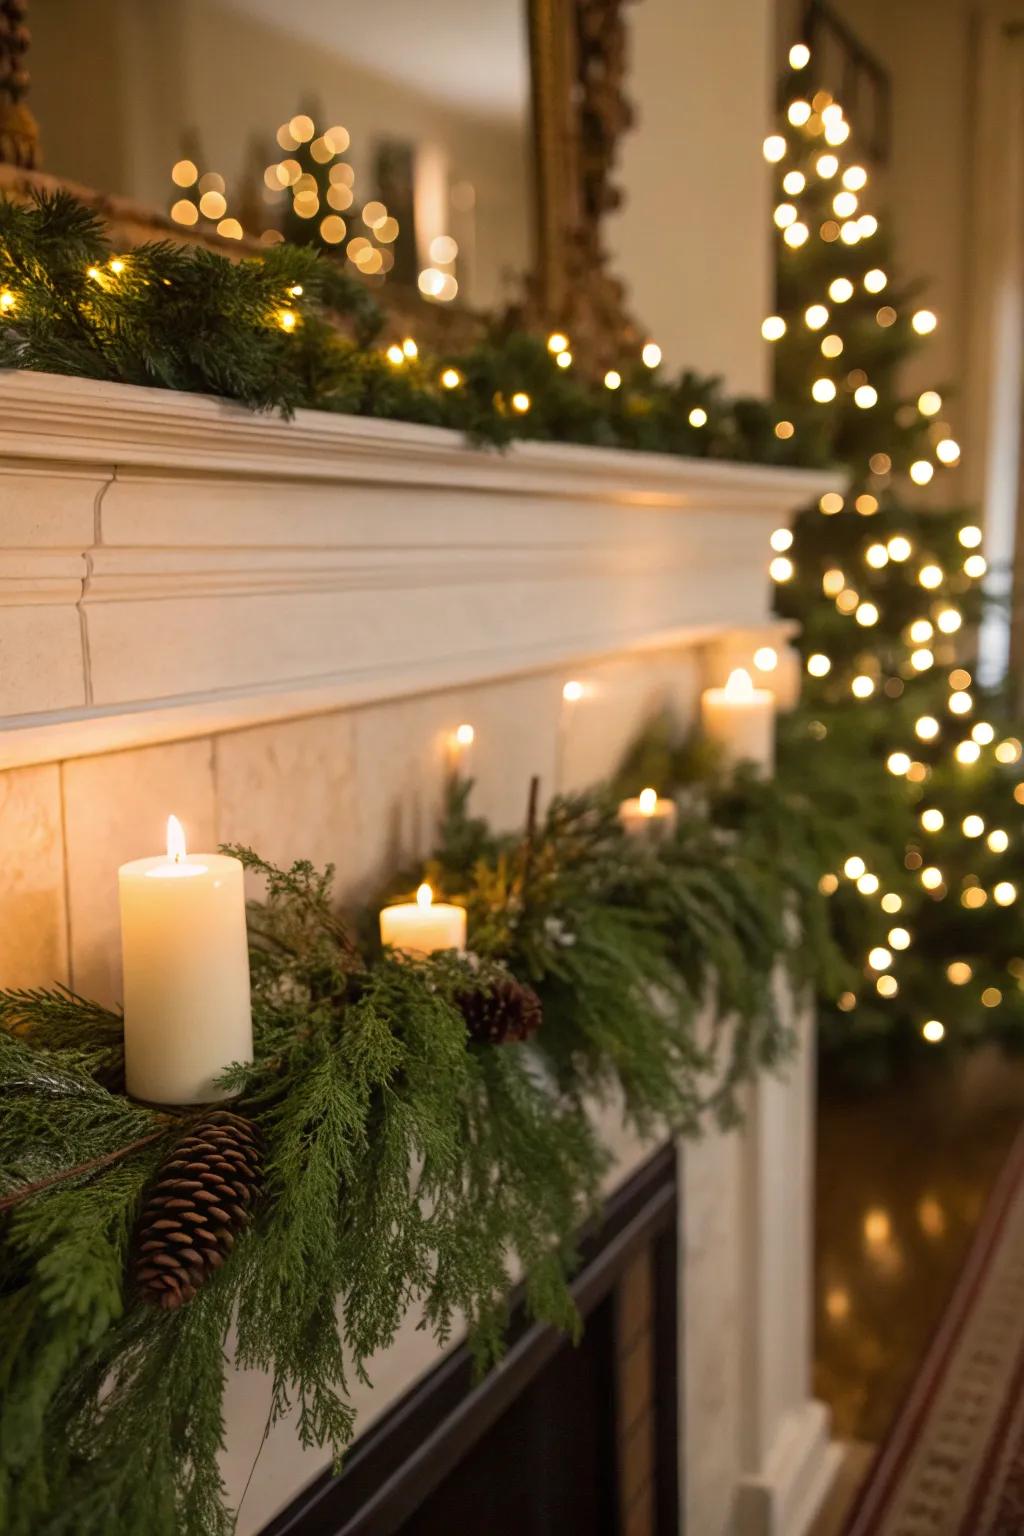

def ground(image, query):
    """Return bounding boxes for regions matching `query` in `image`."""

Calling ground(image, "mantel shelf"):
[0,371,839,768]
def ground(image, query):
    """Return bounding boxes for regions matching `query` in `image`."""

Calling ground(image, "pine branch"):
[0,1128,170,1214]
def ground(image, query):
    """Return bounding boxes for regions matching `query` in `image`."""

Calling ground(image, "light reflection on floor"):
[814,1046,1024,1443]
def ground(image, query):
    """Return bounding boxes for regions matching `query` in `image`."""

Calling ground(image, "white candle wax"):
[119,816,253,1104]
[380,882,467,957]
[701,667,775,773]
[447,722,475,777]
[618,787,678,840]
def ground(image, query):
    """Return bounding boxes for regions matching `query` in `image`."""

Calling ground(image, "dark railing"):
[788,0,892,166]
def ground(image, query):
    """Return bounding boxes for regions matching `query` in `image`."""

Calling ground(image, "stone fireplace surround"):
[0,371,841,1533]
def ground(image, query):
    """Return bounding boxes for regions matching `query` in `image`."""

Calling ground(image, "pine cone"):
[133,1110,262,1310]
[455,966,543,1045]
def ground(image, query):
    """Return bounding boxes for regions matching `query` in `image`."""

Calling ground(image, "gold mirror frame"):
[527,0,642,370]
[0,0,641,370]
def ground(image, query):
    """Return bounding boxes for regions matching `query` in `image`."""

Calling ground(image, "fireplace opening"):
[262,1144,679,1536]
[405,1286,618,1536]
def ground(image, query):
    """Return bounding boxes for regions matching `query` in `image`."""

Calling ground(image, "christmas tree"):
[765,42,1024,1075]
[265,109,401,281]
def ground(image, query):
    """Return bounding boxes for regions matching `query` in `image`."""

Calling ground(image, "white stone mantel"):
[0,369,840,1535]
[0,370,834,769]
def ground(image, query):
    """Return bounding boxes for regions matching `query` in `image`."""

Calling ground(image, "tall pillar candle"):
[701,667,775,773]
[447,721,476,778]
[380,882,467,957]
[119,815,253,1104]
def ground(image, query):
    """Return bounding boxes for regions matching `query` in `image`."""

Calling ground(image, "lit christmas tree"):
[765,42,1024,1076]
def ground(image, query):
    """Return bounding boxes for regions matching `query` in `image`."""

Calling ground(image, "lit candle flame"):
[638,787,658,817]
[724,667,755,701]
[166,814,187,864]
[416,882,433,908]
[455,723,475,747]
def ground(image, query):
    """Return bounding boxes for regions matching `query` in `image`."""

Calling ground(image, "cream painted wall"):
[606,0,775,395]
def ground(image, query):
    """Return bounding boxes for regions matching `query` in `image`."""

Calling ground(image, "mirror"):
[24,0,534,313]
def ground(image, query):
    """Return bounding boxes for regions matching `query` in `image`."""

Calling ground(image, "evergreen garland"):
[0,772,828,1535]
[0,189,815,465]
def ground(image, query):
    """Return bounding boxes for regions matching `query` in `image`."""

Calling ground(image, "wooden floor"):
[809,1045,1024,1529]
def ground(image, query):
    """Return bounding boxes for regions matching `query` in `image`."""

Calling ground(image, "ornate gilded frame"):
[526,0,641,369]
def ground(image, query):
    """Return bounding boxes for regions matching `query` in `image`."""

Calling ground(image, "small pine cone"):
[133,1110,262,1310]
[455,967,543,1045]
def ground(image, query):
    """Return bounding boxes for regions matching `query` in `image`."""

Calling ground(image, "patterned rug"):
[844,1126,1024,1535]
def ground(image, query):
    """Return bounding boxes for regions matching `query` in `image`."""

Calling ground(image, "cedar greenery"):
[0,771,830,1535]
[0,188,818,465]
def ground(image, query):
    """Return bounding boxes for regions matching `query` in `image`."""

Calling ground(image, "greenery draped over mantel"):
[0,189,823,469]
[0,769,840,1536]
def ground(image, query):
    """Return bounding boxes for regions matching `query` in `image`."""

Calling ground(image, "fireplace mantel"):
[0,371,835,768]
[0,370,840,1534]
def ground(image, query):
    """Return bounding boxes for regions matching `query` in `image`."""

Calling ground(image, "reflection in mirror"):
[26,0,533,312]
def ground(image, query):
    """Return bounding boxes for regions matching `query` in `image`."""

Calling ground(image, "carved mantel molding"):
[0,369,836,768]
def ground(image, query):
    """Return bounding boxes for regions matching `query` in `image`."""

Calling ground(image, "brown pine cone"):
[133,1110,262,1310]
[455,967,543,1045]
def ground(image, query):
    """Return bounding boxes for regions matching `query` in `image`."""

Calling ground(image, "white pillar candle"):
[618,786,679,840]
[119,815,253,1105]
[706,629,801,714]
[380,882,467,957]
[701,667,775,773]
[447,721,475,777]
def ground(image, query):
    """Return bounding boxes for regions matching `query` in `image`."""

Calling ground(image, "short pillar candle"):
[380,882,467,957]
[701,667,775,773]
[119,816,253,1105]
[618,787,678,840]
